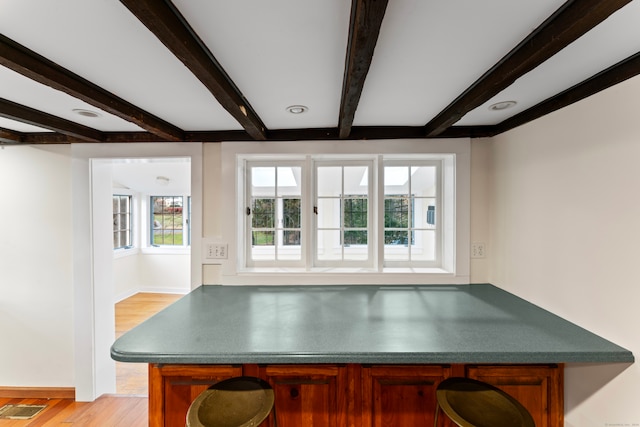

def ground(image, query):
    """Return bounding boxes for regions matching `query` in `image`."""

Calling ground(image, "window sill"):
[238,267,451,274]
[113,247,139,259]
[141,247,191,255]
[226,267,468,285]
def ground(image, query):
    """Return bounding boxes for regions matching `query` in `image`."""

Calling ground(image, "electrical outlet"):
[471,242,486,259]
[206,243,228,259]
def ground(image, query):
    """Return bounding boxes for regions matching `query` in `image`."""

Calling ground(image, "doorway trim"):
[71,142,203,401]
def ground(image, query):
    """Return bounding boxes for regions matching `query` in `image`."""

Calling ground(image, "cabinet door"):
[466,364,563,427]
[362,365,452,427]
[258,364,349,427]
[149,364,243,427]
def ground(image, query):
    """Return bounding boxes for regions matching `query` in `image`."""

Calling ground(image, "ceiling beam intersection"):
[423,0,633,137]
[0,127,24,144]
[0,33,184,141]
[0,98,104,142]
[119,0,267,140]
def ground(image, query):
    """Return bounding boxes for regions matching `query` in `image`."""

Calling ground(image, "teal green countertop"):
[111,284,633,365]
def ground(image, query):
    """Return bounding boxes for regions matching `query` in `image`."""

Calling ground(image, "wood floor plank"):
[63,395,147,426]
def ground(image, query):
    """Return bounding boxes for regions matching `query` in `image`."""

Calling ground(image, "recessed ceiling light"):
[488,101,517,111]
[286,105,308,114]
[156,176,170,186]
[72,108,102,118]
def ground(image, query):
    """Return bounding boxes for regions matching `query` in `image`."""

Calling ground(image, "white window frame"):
[381,159,442,269]
[223,139,470,285]
[142,193,192,254]
[313,159,375,269]
[112,194,138,255]
[244,160,307,268]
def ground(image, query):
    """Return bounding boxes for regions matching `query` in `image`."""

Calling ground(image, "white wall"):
[0,145,74,388]
[113,253,191,300]
[486,75,640,426]
[113,254,142,299]
[470,140,491,282]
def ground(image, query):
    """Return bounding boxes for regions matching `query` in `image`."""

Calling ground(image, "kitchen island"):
[111,284,633,426]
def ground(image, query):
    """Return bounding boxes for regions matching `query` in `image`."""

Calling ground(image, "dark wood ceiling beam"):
[495,51,640,135]
[338,0,389,139]
[0,127,24,144]
[18,125,500,143]
[119,0,267,141]
[424,0,633,137]
[0,98,104,142]
[0,34,184,142]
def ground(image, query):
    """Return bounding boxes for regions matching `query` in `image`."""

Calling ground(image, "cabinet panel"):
[149,364,242,427]
[147,363,563,427]
[466,364,563,427]
[258,365,349,427]
[362,365,453,427]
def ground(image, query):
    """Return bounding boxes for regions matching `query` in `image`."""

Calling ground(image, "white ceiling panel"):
[352,0,567,126]
[0,67,143,132]
[111,158,190,194]
[0,117,51,133]
[173,0,351,129]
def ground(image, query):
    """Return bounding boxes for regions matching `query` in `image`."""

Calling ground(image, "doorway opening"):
[73,142,203,402]
[96,157,192,396]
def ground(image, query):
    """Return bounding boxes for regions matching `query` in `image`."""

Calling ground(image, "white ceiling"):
[1,0,639,139]
[111,158,191,195]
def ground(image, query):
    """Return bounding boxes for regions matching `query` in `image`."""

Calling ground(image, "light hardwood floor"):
[0,293,183,426]
[115,293,183,395]
[0,395,148,427]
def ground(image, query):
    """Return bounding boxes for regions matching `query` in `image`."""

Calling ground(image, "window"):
[246,164,303,266]
[240,155,451,271]
[383,163,439,266]
[315,162,372,266]
[150,196,189,246]
[113,195,132,249]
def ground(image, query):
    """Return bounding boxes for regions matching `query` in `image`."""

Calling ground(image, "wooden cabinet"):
[256,364,350,427]
[147,363,563,427]
[148,364,242,427]
[361,365,454,427]
[466,364,564,427]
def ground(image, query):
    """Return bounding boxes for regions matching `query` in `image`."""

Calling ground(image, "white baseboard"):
[114,287,189,303]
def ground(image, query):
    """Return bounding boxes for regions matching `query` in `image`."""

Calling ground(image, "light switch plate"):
[205,243,228,259]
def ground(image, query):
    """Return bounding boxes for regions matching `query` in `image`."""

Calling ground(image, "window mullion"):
[408,168,413,261]
[340,166,345,261]
[274,167,279,261]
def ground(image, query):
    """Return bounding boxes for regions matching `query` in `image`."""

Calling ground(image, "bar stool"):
[186,376,275,427]
[434,377,535,427]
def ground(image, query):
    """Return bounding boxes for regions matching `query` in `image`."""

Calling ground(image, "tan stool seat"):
[186,377,274,427]
[434,377,535,427]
